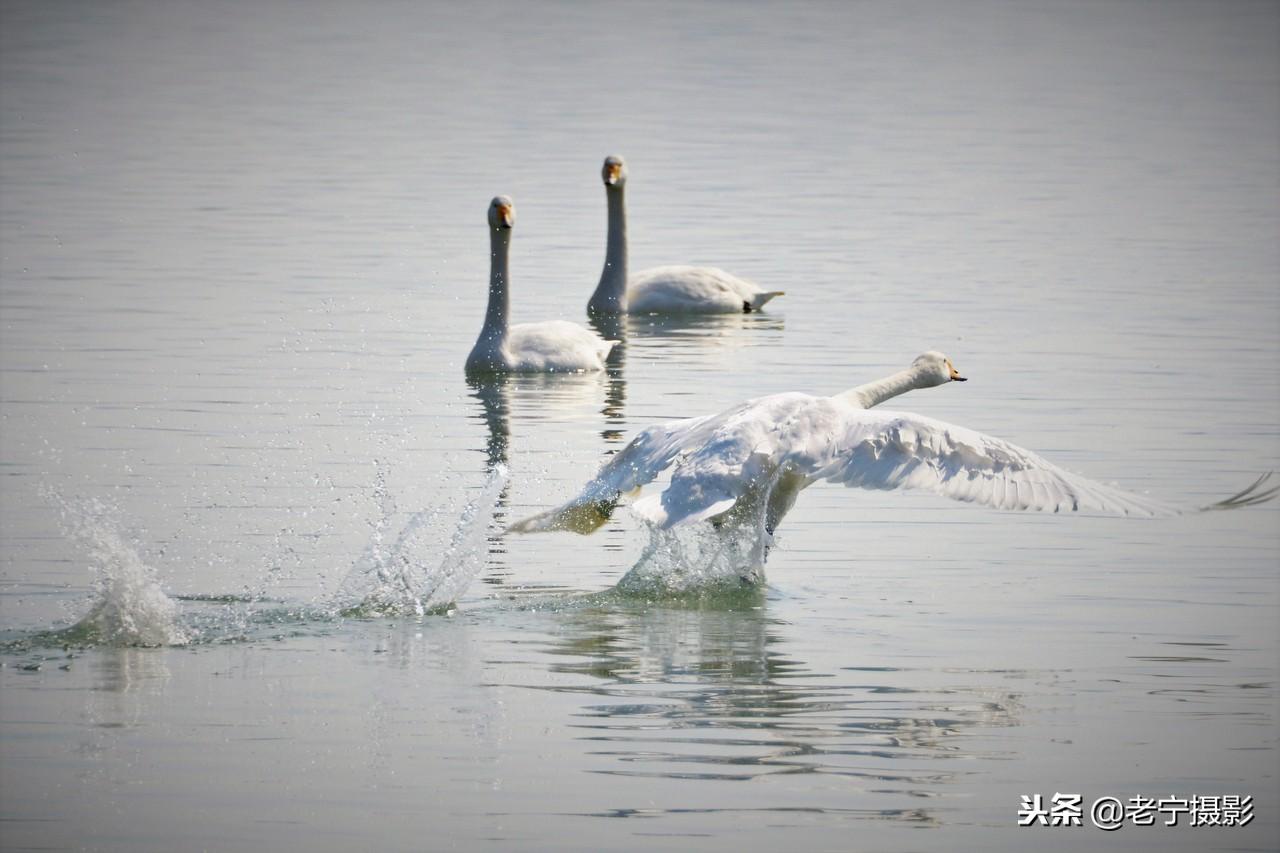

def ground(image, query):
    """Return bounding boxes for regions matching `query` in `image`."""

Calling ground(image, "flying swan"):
[586,156,785,315]
[467,196,617,374]
[511,352,1276,536]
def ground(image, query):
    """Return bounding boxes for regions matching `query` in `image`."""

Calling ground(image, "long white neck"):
[588,185,628,314]
[839,366,926,409]
[481,226,511,339]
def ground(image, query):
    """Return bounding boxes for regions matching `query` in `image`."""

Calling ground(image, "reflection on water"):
[92,646,172,697]
[622,312,785,343]
[468,372,626,584]
[467,376,514,471]
[467,372,622,471]
[587,314,628,445]
[1,0,1276,848]
[75,648,171,780]
[528,594,1017,819]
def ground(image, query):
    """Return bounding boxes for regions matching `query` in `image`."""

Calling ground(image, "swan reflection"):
[622,310,784,342]
[523,594,1018,825]
[588,314,627,445]
[468,370,631,582]
[467,371,628,471]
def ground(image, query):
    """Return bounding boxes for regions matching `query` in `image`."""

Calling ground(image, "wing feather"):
[511,392,1272,536]
[507,410,725,533]
[810,410,1178,517]
[509,394,814,533]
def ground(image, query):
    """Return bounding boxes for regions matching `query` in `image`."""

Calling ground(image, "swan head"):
[488,195,515,230]
[602,155,628,188]
[912,351,967,386]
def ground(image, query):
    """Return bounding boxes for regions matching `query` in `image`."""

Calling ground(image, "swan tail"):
[747,291,785,312]
[1200,472,1280,512]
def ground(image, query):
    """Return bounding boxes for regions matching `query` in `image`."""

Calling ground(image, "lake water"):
[2,1,1278,850]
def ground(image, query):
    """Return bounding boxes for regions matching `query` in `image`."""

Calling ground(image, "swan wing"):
[511,396,1274,534]
[810,409,1182,516]
[507,408,731,533]
[627,393,823,528]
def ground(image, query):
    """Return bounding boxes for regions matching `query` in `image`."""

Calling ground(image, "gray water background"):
[1,1,1278,850]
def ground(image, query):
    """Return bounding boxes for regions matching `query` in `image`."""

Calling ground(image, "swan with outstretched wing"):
[510,352,1276,535]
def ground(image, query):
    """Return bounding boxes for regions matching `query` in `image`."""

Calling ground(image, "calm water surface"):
[2,1,1278,850]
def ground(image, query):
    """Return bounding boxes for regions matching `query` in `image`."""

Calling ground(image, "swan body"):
[587,156,784,315]
[627,265,785,314]
[467,196,617,374]
[478,320,617,374]
[512,352,1275,535]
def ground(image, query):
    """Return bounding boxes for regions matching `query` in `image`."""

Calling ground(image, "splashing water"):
[50,495,189,647]
[427,465,509,607]
[616,468,782,596]
[617,513,774,596]
[17,466,508,649]
[337,465,508,616]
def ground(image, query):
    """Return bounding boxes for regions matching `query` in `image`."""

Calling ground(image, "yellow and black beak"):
[497,203,513,229]
[949,362,967,382]
[604,163,622,186]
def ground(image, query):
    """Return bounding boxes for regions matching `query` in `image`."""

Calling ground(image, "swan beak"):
[497,205,513,228]
[949,365,967,382]
[604,164,622,186]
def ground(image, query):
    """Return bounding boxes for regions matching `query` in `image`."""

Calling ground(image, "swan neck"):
[589,186,628,314]
[483,226,511,337]
[841,367,923,409]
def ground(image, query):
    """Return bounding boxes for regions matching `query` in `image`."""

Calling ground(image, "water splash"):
[616,469,781,597]
[337,465,508,616]
[49,495,190,647]
[617,515,774,596]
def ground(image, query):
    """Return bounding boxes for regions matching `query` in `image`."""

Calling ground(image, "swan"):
[467,196,617,374]
[511,352,1276,536]
[587,156,785,315]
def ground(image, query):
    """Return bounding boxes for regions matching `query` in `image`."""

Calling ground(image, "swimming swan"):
[511,352,1277,534]
[587,156,785,315]
[467,196,617,374]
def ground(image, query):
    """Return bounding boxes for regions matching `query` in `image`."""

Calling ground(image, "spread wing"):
[810,410,1275,516]
[507,410,727,533]
[510,397,1276,534]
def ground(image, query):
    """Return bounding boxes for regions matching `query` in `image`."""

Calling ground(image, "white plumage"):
[587,156,784,315]
[627,265,785,314]
[496,320,617,374]
[467,196,616,374]
[511,352,1275,535]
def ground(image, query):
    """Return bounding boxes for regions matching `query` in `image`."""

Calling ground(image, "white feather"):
[628,266,784,315]
[511,353,1272,535]
[502,321,617,373]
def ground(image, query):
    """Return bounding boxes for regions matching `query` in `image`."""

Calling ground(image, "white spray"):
[52,495,189,647]
[338,464,508,615]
